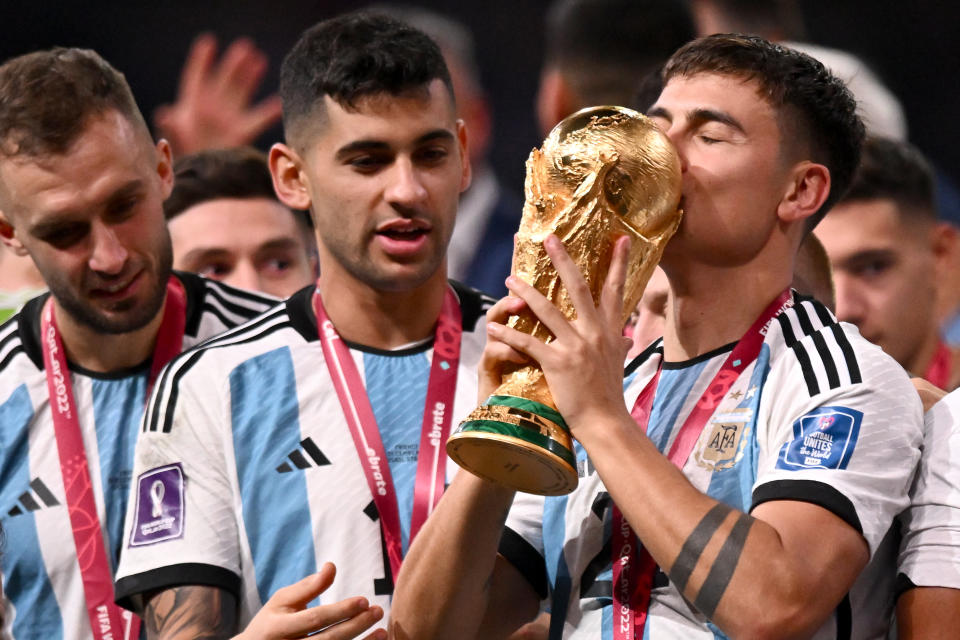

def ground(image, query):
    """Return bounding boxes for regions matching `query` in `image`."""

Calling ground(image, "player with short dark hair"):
[165,147,316,298]
[114,12,490,639]
[391,34,919,639]
[0,47,274,639]
[815,137,960,390]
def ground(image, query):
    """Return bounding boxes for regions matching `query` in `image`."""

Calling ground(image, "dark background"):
[3,0,957,196]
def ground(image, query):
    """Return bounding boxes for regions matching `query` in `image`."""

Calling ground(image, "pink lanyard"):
[41,277,185,640]
[312,286,462,580]
[924,339,952,390]
[612,289,792,639]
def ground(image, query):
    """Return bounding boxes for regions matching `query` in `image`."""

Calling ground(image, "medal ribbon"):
[924,339,952,390]
[41,277,185,640]
[612,289,792,639]
[313,286,461,580]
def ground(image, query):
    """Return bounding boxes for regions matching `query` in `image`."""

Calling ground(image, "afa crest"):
[694,408,753,471]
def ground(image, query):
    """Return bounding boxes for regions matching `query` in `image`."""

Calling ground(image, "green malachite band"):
[458,419,577,470]
[484,395,569,431]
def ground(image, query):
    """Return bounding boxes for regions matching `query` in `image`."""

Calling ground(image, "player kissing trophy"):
[447,105,683,495]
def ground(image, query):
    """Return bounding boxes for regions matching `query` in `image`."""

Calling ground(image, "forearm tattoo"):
[144,586,238,640]
[668,503,755,619]
[669,503,731,592]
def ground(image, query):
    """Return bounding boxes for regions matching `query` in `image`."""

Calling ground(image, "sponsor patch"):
[129,463,185,547]
[776,406,862,471]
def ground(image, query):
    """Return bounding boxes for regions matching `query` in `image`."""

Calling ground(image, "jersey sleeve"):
[500,491,549,600]
[752,338,923,557]
[898,390,960,590]
[114,358,241,612]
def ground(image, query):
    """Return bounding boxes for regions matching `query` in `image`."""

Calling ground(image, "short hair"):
[663,34,865,229]
[279,11,453,148]
[0,47,148,158]
[840,137,936,219]
[164,147,302,223]
[545,0,695,108]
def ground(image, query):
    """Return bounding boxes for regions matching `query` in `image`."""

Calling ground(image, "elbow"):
[721,594,829,640]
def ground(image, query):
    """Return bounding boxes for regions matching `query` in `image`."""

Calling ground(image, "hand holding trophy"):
[446,105,683,495]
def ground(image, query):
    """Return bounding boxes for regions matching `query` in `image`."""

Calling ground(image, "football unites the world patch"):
[129,463,185,547]
[776,406,863,471]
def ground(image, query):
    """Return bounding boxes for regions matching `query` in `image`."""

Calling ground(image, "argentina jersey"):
[500,292,922,639]
[897,388,960,594]
[0,272,274,640]
[113,282,492,626]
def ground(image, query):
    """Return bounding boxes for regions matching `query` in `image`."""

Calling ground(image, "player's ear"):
[931,221,959,277]
[0,209,28,256]
[456,119,472,194]
[155,138,174,200]
[270,143,312,211]
[777,161,830,225]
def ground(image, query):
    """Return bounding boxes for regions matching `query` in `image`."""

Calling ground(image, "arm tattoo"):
[693,512,753,617]
[144,586,238,640]
[669,503,732,592]
[667,503,756,619]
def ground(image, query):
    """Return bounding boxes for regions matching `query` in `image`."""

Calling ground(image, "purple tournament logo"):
[129,463,185,547]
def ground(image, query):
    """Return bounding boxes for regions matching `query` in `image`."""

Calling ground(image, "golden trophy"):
[446,105,683,495]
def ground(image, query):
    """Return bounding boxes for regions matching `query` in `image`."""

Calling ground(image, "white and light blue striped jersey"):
[0,273,274,640]
[113,282,492,626]
[501,293,922,640]
[897,388,960,592]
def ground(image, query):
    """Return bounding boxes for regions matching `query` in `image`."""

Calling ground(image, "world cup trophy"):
[446,105,683,495]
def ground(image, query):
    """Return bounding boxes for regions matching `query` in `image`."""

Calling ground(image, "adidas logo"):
[7,477,60,517]
[276,437,331,473]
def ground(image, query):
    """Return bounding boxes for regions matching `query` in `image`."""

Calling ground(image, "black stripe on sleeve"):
[499,527,549,600]
[203,276,279,307]
[796,303,841,389]
[146,311,290,433]
[829,324,862,384]
[17,294,48,370]
[173,271,208,338]
[114,562,241,613]
[751,479,862,536]
[160,321,295,433]
[0,344,25,374]
[205,285,268,321]
[200,303,236,331]
[811,332,840,389]
[0,320,20,354]
[809,299,836,326]
[777,315,820,396]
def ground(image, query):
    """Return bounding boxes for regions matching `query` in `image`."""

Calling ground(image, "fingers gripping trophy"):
[446,106,683,495]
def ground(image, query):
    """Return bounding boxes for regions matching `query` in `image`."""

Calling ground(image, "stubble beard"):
[326,235,446,293]
[46,235,174,335]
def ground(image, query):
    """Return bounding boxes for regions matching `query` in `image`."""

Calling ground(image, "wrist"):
[568,406,636,451]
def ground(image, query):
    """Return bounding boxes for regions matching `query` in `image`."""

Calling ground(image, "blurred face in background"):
[814,197,942,370]
[169,196,315,298]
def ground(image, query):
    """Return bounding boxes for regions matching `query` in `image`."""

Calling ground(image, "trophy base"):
[446,395,578,496]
